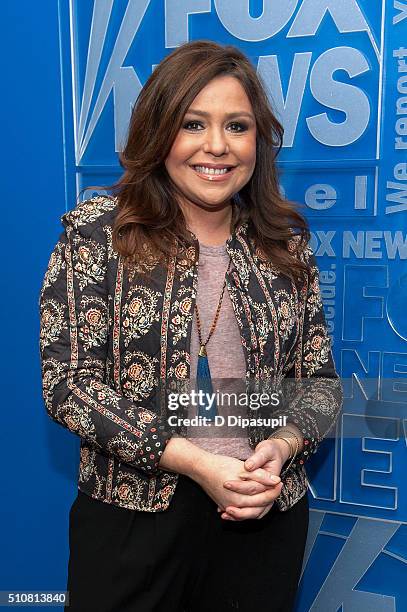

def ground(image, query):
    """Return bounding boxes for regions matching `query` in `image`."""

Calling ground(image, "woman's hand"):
[191,452,282,514]
[218,438,291,521]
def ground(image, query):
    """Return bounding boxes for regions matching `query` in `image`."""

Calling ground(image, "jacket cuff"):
[134,416,174,475]
[283,413,319,472]
[267,408,319,473]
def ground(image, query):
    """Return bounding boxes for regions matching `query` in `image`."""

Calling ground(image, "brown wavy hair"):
[82,39,311,283]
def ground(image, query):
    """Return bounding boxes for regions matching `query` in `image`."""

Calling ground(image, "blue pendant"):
[197,345,217,421]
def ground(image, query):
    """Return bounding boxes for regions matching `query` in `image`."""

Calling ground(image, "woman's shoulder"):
[60,194,118,237]
[287,232,314,264]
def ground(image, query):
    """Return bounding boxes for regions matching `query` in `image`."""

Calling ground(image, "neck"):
[180,200,234,246]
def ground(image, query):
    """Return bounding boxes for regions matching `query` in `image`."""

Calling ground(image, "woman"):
[39,40,342,611]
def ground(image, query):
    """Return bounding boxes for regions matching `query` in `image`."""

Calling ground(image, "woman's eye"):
[228,122,247,132]
[183,121,248,132]
[183,121,203,131]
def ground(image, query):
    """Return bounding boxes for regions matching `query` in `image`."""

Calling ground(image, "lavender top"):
[186,240,252,460]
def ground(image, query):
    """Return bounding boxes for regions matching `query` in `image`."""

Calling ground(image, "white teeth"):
[194,166,230,175]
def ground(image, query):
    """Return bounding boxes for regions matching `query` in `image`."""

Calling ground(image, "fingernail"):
[225,483,231,488]
[246,460,254,469]
[270,475,280,483]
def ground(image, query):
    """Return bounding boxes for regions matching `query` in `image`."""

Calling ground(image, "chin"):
[203,202,233,211]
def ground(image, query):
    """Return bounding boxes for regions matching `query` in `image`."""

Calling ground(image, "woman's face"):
[164,75,257,213]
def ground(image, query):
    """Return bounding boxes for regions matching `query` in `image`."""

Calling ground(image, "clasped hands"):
[216,438,290,521]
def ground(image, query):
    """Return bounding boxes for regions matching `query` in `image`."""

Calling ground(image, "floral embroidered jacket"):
[39,195,343,512]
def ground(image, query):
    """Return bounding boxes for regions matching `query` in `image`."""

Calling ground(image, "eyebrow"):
[185,108,255,121]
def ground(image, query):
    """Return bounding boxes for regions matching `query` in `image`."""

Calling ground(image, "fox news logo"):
[66,0,384,165]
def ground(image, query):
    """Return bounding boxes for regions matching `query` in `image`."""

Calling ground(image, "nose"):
[202,126,230,156]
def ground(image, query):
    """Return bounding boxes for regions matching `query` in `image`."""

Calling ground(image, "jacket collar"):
[185,219,249,247]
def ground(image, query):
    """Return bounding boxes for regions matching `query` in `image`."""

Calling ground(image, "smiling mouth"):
[190,165,236,180]
[193,165,232,174]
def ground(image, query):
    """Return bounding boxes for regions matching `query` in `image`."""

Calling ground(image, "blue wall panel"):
[2,1,406,609]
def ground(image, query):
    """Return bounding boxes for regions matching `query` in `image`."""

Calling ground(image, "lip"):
[190,164,237,182]
[191,163,236,169]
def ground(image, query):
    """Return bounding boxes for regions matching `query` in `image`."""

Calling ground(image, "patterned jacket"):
[39,195,343,512]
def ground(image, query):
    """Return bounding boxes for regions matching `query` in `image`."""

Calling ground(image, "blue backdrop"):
[2,1,406,610]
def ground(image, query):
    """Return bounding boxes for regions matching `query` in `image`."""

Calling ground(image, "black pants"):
[65,475,309,612]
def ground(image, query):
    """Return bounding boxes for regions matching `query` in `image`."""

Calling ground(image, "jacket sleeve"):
[39,214,173,476]
[272,247,343,474]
